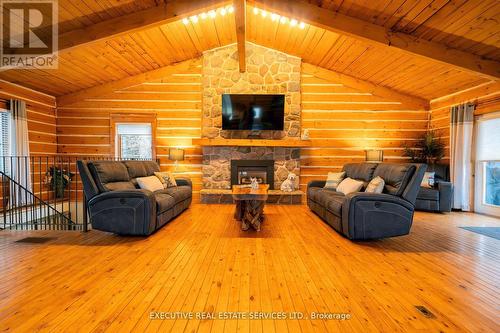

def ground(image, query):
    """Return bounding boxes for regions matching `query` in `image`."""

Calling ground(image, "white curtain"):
[450,102,474,211]
[9,99,33,206]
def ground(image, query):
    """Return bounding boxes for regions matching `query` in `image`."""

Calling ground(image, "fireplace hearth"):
[231,160,275,190]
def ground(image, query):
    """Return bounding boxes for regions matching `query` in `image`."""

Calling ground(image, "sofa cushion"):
[156,186,191,204]
[123,160,160,179]
[143,160,161,175]
[308,187,322,203]
[365,176,385,194]
[337,177,364,195]
[324,172,345,190]
[308,187,341,203]
[105,182,136,191]
[373,163,416,197]
[421,172,435,188]
[417,187,439,201]
[88,161,131,192]
[137,176,164,192]
[155,171,178,188]
[427,163,449,181]
[155,193,176,214]
[123,161,147,179]
[324,194,345,217]
[342,163,378,182]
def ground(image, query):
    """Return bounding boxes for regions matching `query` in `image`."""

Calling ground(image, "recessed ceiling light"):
[280,16,287,24]
[271,13,279,21]
[220,8,227,16]
[299,22,306,29]
[208,10,216,18]
[253,7,259,15]
[290,19,298,27]
[261,10,267,18]
[190,15,198,23]
[182,18,189,25]
[228,6,234,13]
[200,12,207,19]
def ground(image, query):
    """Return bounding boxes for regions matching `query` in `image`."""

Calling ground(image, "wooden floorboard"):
[0,204,499,332]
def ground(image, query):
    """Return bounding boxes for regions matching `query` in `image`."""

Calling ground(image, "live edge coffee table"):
[232,184,269,231]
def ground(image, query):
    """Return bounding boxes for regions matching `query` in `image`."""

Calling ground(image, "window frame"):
[110,113,157,159]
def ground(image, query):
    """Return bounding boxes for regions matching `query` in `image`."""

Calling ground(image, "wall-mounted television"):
[222,94,285,131]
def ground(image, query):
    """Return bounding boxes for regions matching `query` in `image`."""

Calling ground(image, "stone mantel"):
[192,138,311,147]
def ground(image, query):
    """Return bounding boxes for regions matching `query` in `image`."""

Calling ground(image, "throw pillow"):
[136,176,164,192]
[421,172,435,188]
[154,171,178,188]
[365,176,385,194]
[324,171,346,190]
[336,177,364,195]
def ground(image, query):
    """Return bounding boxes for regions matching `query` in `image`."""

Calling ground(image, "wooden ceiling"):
[306,0,500,61]
[0,0,498,102]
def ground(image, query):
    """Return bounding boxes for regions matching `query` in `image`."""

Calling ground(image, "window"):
[110,113,156,159]
[0,111,11,174]
[116,123,152,159]
[474,114,500,217]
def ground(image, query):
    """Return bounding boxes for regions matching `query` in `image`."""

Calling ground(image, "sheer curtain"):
[450,102,475,211]
[10,99,33,206]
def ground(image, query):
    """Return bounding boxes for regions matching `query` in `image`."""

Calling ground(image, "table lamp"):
[169,148,185,171]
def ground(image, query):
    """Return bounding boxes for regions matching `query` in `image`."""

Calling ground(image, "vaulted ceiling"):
[0,0,498,103]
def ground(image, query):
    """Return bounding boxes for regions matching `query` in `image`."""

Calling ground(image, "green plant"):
[45,166,74,198]
[403,130,445,164]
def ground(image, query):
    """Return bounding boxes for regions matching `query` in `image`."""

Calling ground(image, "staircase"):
[1,171,82,231]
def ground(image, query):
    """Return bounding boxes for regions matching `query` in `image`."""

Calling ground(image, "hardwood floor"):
[0,204,499,332]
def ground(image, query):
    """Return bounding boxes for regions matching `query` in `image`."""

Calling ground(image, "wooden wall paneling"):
[0,81,57,155]
[302,63,428,110]
[300,63,429,194]
[56,63,203,201]
[57,58,202,106]
[429,81,500,162]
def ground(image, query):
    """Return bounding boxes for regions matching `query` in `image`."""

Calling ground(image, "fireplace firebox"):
[231,160,274,190]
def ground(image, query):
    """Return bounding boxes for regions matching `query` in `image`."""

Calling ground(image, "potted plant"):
[403,130,445,164]
[45,166,74,199]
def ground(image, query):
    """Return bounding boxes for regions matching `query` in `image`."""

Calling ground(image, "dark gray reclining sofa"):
[415,163,453,212]
[308,162,426,240]
[77,160,192,236]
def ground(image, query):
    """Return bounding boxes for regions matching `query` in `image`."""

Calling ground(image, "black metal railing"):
[0,155,157,232]
[1,171,77,230]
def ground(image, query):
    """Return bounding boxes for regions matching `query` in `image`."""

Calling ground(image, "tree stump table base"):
[232,184,269,231]
[234,200,265,231]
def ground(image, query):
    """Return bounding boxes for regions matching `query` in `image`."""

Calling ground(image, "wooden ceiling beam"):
[58,0,231,53]
[303,63,429,110]
[250,0,500,80]
[57,58,202,107]
[234,0,247,72]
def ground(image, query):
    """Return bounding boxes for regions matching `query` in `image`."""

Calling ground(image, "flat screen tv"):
[222,94,285,131]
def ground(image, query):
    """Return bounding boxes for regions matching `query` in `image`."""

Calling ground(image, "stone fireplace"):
[231,160,275,189]
[199,42,303,204]
[202,147,300,190]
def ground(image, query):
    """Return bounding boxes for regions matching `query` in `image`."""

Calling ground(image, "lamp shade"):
[365,150,383,162]
[169,148,185,161]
